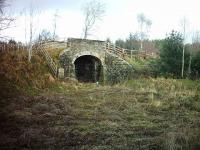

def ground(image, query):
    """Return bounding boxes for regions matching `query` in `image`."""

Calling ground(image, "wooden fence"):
[105,42,156,59]
[35,40,70,78]
[37,45,58,77]
[0,42,27,52]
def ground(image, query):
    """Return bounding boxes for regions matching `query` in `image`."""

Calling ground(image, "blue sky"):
[2,0,200,42]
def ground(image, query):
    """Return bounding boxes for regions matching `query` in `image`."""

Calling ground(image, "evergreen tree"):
[191,51,200,78]
[159,31,189,77]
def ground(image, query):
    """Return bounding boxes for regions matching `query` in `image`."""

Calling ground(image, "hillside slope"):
[0,50,56,96]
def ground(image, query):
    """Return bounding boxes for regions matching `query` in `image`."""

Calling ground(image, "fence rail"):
[105,42,156,59]
[36,43,60,77]
[0,43,27,52]
[36,40,71,78]
[0,41,58,77]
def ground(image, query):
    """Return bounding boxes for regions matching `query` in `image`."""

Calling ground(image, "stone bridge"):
[59,38,107,82]
[60,38,134,82]
[39,38,139,83]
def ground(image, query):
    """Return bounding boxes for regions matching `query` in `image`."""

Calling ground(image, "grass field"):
[0,51,200,149]
[0,77,200,150]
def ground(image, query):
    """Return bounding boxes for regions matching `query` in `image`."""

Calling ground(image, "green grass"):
[1,78,200,149]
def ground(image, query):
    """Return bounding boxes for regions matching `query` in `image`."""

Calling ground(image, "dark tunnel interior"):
[74,55,102,82]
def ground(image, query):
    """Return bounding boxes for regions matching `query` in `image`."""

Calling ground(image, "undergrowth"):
[0,50,56,95]
[0,50,200,149]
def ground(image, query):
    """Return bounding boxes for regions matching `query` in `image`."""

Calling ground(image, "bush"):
[159,31,189,77]
[190,51,200,79]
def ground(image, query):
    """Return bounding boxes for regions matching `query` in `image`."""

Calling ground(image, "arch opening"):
[74,55,102,82]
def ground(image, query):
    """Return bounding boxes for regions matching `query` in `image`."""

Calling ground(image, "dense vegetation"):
[114,31,200,80]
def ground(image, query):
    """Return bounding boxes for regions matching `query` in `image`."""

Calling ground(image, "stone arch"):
[73,53,103,82]
[72,51,103,64]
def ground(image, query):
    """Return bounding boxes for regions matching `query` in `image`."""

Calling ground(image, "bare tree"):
[52,9,59,40]
[0,0,14,39]
[137,13,152,52]
[137,13,145,51]
[21,8,28,45]
[82,0,105,39]
[0,0,5,13]
[28,3,33,62]
[38,29,53,42]
[180,17,189,78]
[191,30,200,44]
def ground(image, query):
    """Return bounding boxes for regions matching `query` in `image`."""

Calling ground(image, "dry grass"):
[0,50,58,95]
[0,50,200,149]
[45,47,65,64]
[0,77,200,149]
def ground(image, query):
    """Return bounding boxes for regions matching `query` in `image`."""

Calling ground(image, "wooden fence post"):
[131,50,132,59]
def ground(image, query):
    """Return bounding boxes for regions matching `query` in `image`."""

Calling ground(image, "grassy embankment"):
[0,50,200,149]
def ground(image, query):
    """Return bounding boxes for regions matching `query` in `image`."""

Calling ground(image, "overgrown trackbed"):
[0,79,200,150]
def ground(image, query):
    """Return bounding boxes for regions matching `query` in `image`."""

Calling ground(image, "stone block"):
[58,68,65,79]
